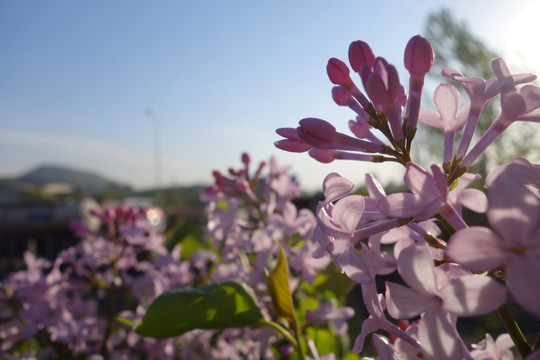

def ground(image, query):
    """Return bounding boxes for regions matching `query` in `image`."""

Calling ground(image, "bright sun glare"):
[496,1,540,73]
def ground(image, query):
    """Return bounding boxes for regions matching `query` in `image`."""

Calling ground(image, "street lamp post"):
[145,107,162,205]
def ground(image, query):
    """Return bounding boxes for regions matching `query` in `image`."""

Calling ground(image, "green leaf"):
[342,352,362,360]
[135,280,265,338]
[165,219,207,256]
[303,264,355,301]
[306,327,336,356]
[266,244,296,325]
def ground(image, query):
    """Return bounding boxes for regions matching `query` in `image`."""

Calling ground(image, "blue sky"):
[1,1,539,191]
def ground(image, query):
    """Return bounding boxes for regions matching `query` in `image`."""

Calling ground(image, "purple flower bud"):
[274,127,312,152]
[404,35,434,77]
[308,148,336,163]
[365,58,401,105]
[327,58,354,88]
[296,118,337,147]
[331,86,353,106]
[241,152,250,167]
[348,40,375,73]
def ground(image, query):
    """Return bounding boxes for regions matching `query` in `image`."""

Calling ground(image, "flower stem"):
[497,304,531,358]
[261,319,299,351]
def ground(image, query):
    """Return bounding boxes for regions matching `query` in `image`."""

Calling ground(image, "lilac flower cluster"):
[201,154,329,287]
[198,153,354,357]
[276,35,540,359]
[0,154,355,359]
[0,205,191,359]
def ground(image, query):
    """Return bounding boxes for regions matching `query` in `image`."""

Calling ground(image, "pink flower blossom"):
[419,84,470,164]
[446,159,540,318]
[378,163,478,230]
[461,59,540,168]
[386,244,507,359]
[470,333,515,360]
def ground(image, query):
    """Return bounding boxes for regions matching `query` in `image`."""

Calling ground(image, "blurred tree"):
[416,8,539,177]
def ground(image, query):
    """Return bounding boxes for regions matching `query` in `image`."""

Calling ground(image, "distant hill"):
[14,165,133,197]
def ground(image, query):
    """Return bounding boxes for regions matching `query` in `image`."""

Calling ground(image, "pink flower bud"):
[348,40,375,73]
[331,86,353,106]
[348,118,371,138]
[308,148,336,163]
[296,118,336,147]
[241,153,250,167]
[404,35,434,77]
[274,127,311,152]
[365,58,401,105]
[327,58,354,88]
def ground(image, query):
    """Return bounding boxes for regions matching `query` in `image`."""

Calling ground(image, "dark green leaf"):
[135,280,265,338]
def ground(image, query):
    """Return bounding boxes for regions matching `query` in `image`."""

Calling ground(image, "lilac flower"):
[352,282,420,354]
[314,173,400,284]
[268,200,316,238]
[378,163,476,230]
[287,238,330,284]
[461,59,540,168]
[446,159,540,318]
[441,68,501,159]
[386,244,507,359]
[470,333,515,360]
[306,301,355,336]
[419,84,469,164]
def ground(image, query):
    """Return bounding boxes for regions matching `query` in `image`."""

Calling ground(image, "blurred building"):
[0,182,101,276]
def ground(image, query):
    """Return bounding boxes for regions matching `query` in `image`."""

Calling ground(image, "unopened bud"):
[404,35,434,77]
[348,40,375,73]
[327,58,354,88]
[297,118,336,147]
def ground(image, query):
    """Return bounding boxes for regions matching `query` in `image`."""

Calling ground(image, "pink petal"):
[430,164,448,200]
[418,308,462,360]
[322,173,355,204]
[377,192,423,218]
[507,253,540,318]
[458,188,488,213]
[332,195,365,235]
[362,282,385,318]
[439,274,507,316]
[404,163,438,197]
[433,84,459,126]
[494,333,514,353]
[281,201,297,223]
[371,334,401,360]
[446,227,508,271]
[520,84,540,115]
[452,101,470,132]
[317,206,349,239]
[365,173,386,200]
[487,183,539,245]
[274,139,311,152]
[419,108,443,129]
[385,282,432,319]
[352,317,382,353]
[327,239,372,284]
[397,243,437,295]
